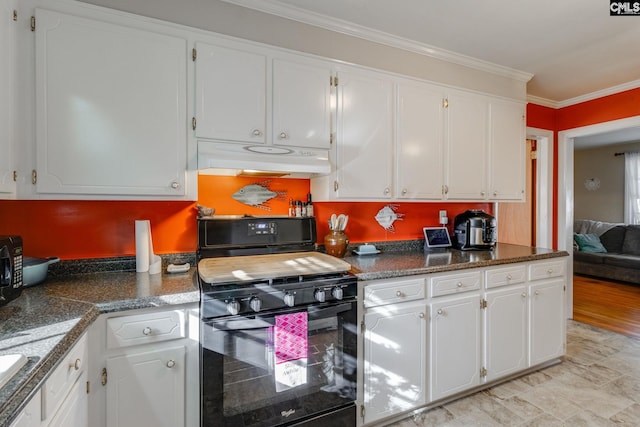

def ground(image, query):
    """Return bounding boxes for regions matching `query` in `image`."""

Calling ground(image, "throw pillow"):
[574,233,607,253]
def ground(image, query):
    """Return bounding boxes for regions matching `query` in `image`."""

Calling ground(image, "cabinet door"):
[272,58,331,149]
[363,301,427,424]
[8,389,41,427]
[484,286,527,382]
[106,345,185,427]
[429,294,481,402]
[48,372,88,427]
[396,79,444,199]
[35,9,188,197]
[195,42,267,144]
[0,0,18,196]
[529,279,565,366]
[489,100,526,200]
[335,67,393,199]
[444,90,488,200]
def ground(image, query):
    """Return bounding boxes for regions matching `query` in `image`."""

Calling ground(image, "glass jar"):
[324,230,349,258]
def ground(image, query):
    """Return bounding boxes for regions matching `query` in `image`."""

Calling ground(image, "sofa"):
[573,219,640,285]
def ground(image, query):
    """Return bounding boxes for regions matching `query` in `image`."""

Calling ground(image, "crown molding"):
[556,79,640,108]
[220,0,533,83]
[526,95,558,109]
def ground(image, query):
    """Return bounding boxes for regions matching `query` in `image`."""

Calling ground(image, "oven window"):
[201,303,357,427]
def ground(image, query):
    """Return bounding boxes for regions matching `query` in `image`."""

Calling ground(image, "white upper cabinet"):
[272,58,332,149]
[395,79,445,200]
[444,90,489,200]
[194,42,267,144]
[34,8,190,198]
[489,99,526,200]
[0,0,18,197]
[194,40,332,150]
[333,66,394,199]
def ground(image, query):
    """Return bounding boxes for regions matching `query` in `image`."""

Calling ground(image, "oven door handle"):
[308,302,354,320]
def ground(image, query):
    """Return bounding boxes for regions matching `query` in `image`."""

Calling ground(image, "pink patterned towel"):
[274,312,308,391]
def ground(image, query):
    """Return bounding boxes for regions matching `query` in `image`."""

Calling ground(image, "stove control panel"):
[248,221,277,236]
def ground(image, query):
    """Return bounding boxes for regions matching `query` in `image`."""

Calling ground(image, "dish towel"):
[274,312,308,392]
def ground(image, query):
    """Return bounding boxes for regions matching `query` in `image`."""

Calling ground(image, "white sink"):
[0,354,27,390]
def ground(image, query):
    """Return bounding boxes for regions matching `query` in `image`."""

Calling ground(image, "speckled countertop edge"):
[0,244,568,426]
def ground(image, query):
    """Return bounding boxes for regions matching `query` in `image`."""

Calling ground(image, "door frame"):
[558,115,640,318]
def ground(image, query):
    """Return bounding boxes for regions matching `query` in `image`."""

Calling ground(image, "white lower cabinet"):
[429,293,481,402]
[10,334,89,427]
[106,346,185,427]
[359,258,566,426]
[8,389,41,427]
[484,285,528,382]
[363,301,427,425]
[88,304,199,427]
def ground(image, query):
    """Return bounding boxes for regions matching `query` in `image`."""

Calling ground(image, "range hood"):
[197,140,331,176]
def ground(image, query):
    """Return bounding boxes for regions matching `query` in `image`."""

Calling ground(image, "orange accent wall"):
[0,175,492,259]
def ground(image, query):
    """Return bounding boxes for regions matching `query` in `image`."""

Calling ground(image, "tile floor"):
[389,320,640,426]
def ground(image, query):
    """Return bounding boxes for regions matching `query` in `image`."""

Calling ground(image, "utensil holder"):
[324,230,349,258]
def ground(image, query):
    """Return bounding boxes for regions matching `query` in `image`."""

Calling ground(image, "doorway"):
[558,115,640,319]
[497,127,553,249]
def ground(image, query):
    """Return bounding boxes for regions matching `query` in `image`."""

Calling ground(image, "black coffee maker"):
[453,210,496,250]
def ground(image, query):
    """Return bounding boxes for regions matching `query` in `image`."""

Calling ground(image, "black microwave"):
[0,235,23,307]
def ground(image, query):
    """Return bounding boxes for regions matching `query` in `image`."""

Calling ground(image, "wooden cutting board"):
[198,252,352,283]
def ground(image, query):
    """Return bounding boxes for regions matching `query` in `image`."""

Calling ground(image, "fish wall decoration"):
[232,181,287,210]
[375,205,404,232]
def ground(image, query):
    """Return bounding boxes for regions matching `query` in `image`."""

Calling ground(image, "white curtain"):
[625,152,640,224]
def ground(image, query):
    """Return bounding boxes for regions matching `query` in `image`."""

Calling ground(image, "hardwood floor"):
[573,274,640,338]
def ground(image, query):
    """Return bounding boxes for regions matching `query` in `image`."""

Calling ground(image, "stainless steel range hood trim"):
[197,140,331,176]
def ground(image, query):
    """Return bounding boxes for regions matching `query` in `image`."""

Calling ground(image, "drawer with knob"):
[41,333,88,421]
[106,310,185,349]
[529,259,566,281]
[363,277,426,308]
[429,270,482,297]
[485,265,527,289]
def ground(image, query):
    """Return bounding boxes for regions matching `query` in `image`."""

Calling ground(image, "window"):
[624,152,640,224]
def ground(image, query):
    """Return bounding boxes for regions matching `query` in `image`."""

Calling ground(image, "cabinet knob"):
[279,132,288,139]
[507,274,512,280]
[384,187,390,195]
[170,181,180,190]
[142,327,152,336]
[437,308,444,315]
[493,191,498,197]
[457,282,463,288]
[396,290,403,297]
[535,290,540,296]
[252,129,263,136]
[547,269,554,274]
[69,358,81,371]
[481,191,486,197]
[166,360,175,369]
[521,292,527,298]
[418,312,425,319]
[402,188,407,195]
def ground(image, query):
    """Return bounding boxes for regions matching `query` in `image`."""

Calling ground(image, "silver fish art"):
[375,205,404,232]
[232,182,286,211]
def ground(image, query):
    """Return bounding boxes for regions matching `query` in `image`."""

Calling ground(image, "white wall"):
[78,0,527,101]
[574,141,640,222]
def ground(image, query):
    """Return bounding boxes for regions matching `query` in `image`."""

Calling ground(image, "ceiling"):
[221,0,640,147]
[222,0,640,104]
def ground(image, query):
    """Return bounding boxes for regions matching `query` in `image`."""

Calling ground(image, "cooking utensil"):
[23,256,60,287]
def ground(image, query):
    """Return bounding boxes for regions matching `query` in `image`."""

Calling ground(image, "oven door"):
[200,301,357,427]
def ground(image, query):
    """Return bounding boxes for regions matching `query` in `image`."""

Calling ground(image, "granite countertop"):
[0,243,568,426]
[345,242,569,280]
[0,268,199,427]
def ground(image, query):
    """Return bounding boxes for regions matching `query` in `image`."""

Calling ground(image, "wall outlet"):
[439,210,448,225]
